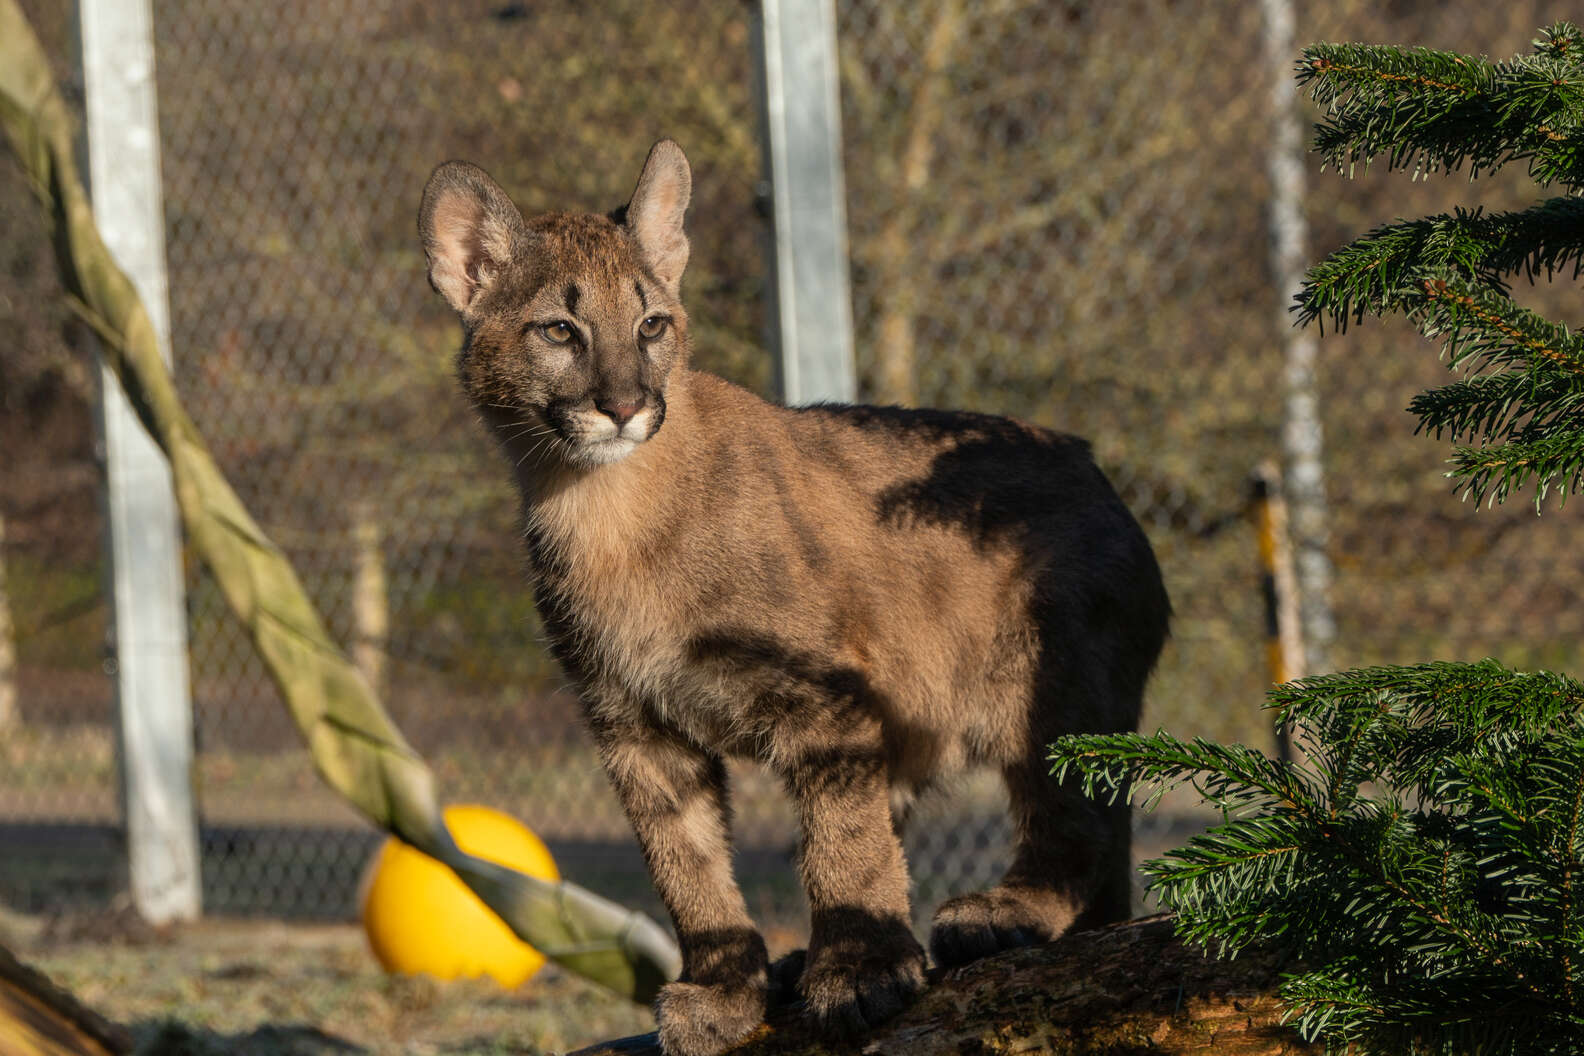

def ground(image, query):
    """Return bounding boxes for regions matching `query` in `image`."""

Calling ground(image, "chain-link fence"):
[3,0,1581,938]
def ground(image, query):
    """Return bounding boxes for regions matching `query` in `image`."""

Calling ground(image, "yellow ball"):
[360,804,559,988]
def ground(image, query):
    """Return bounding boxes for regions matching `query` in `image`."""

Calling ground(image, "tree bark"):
[0,511,17,732]
[570,915,1316,1056]
[0,943,131,1056]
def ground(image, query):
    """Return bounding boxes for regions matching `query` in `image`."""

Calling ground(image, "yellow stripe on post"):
[1251,460,1308,762]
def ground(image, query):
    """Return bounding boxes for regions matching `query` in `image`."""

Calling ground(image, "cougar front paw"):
[800,924,926,1036]
[929,888,1058,967]
[654,979,766,1056]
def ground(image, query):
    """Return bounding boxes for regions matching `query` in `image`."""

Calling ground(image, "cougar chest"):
[527,469,718,727]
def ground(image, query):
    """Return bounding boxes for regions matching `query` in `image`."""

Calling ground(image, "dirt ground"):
[7,910,666,1055]
[3,811,1210,1055]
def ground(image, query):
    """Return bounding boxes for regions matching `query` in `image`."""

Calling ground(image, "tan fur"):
[418,141,1169,1056]
[526,376,1038,764]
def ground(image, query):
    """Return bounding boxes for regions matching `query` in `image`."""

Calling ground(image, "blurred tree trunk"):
[570,916,1316,1056]
[868,0,963,407]
[1261,0,1336,673]
[0,511,17,732]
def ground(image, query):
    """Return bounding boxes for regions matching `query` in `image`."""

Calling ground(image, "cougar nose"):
[596,396,645,428]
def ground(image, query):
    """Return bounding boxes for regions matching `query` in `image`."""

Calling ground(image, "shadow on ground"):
[135,1020,364,1055]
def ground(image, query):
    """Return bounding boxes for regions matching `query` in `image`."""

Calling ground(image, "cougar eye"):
[638,315,668,339]
[541,321,575,344]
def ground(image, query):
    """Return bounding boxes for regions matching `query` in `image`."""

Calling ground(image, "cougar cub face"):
[420,142,693,467]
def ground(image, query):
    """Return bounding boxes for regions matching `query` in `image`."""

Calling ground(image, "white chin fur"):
[563,407,653,466]
[567,408,652,465]
[571,436,639,466]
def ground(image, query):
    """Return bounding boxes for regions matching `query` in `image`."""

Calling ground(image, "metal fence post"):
[76,0,201,923]
[755,0,857,406]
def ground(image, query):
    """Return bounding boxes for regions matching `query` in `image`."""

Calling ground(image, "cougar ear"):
[624,139,691,291]
[419,161,526,315]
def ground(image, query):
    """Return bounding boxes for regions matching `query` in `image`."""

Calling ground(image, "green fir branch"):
[1296,213,1503,330]
[1058,20,1584,1054]
[1270,662,1584,785]
[1293,202,1584,510]
[1050,730,1320,815]
[1449,428,1584,506]
[1409,370,1584,449]
[1279,967,1562,1056]
[1267,661,1584,731]
[1299,42,1496,108]
[1050,661,1584,1053]
[1535,20,1584,61]
[1295,201,1584,339]
[1410,273,1584,378]
[1299,24,1584,188]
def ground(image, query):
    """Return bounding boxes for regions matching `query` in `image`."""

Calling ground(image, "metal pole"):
[755,0,857,406]
[76,0,201,923]
[1261,0,1336,674]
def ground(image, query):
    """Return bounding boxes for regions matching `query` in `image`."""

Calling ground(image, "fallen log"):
[570,915,1316,1056]
[0,943,131,1056]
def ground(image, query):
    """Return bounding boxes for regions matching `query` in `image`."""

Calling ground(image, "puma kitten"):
[419,139,1169,1055]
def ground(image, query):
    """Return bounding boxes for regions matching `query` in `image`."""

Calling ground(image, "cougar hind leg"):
[929,669,1138,968]
[928,761,1131,966]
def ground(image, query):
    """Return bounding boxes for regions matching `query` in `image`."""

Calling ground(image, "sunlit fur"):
[419,140,1170,1056]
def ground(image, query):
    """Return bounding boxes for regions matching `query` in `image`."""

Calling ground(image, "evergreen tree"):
[1050,24,1584,1055]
